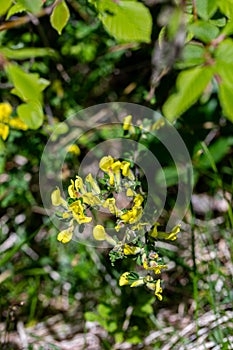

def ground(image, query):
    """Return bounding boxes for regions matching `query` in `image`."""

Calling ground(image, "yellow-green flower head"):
[123,244,141,255]
[119,272,130,286]
[51,187,67,207]
[67,144,81,155]
[57,225,74,243]
[93,225,107,241]
[133,194,144,207]
[122,115,133,131]
[69,200,92,224]
[85,173,100,194]
[99,155,114,172]
[121,161,131,177]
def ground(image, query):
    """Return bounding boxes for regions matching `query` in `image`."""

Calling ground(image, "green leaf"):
[0,0,12,16]
[6,3,25,19]
[162,66,213,121]
[17,101,44,129]
[17,0,43,13]
[218,83,233,122]
[97,0,152,43]
[0,47,58,60]
[217,0,233,19]
[176,43,205,69]
[84,311,100,322]
[6,64,49,102]
[215,39,233,87]
[197,137,233,169]
[196,0,218,20]
[50,0,70,35]
[189,21,219,43]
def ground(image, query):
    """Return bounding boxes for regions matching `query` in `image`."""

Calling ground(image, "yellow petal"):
[133,194,144,207]
[126,188,134,197]
[0,123,9,140]
[123,115,132,130]
[130,279,144,287]
[9,117,28,130]
[121,161,131,176]
[99,155,114,172]
[67,144,80,155]
[51,187,67,207]
[93,225,107,241]
[119,272,130,286]
[123,244,141,255]
[85,173,100,194]
[57,228,73,243]
[0,103,12,122]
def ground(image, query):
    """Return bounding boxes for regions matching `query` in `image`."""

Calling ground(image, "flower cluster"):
[0,102,28,140]
[51,115,180,300]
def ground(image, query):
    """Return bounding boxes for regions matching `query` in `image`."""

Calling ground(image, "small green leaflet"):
[50,0,70,35]
[162,66,214,121]
[96,0,152,43]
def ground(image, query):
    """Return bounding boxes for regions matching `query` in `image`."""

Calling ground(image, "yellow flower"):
[85,173,100,194]
[68,176,86,198]
[130,279,144,287]
[133,194,144,207]
[82,192,101,206]
[0,103,12,122]
[57,226,73,243]
[150,224,180,241]
[123,115,133,131]
[142,253,167,274]
[9,117,28,130]
[69,200,92,224]
[154,279,163,301]
[119,272,130,286]
[123,244,141,255]
[126,188,134,197]
[103,197,118,215]
[0,123,9,140]
[93,225,107,241]
[120,206,142,224]
[51,187,67,207]
[67,144,81,155]
[99,155,114,172]
[121,161,131,176]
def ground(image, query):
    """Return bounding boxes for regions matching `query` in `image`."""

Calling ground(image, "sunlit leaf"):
[17,0,43,13]
[218,83,233,122]
[97,0,152,43]
[162,66,213,121]
[0,0,12,16]
[50,0,70,35]
[196,0,218,20]
[17,101,44,129]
